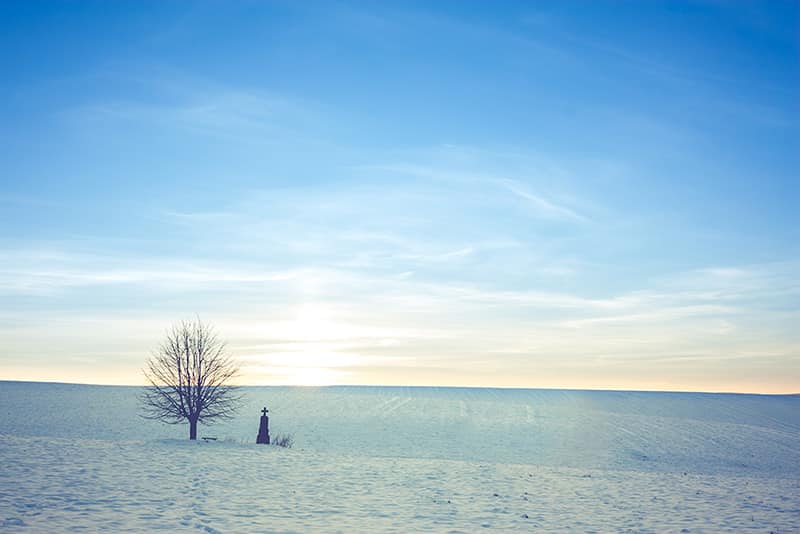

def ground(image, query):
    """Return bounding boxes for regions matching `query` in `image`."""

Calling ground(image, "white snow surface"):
[1,381,798,532]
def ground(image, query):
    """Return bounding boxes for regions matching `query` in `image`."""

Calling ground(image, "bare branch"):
[139,318,242,439]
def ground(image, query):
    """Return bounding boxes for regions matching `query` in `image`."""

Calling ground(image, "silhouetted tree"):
[140,318,242,439]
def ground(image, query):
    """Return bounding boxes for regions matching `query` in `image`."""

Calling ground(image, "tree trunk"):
[189,418,198,440]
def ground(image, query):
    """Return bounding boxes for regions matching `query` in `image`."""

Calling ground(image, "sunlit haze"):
[1,1,798,393]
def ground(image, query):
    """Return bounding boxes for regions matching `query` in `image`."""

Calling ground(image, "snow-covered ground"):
[1,381,798,532]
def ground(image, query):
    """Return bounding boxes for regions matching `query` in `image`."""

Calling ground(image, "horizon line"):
[1,378,796,397]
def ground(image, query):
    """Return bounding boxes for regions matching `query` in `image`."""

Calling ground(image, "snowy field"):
[1,382,798,532]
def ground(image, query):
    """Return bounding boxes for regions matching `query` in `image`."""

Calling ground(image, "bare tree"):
[140,318,242,439]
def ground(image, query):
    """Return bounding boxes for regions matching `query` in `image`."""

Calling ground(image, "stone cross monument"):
[256,407,270,445]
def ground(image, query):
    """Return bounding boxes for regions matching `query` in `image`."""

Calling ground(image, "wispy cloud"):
[68,70,328,146]
[1,238,797,391]
[0,250,300,295]
[360,159,589,224]
[498,178,588,222]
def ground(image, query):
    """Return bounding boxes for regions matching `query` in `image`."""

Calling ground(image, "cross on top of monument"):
[261,407,269,416]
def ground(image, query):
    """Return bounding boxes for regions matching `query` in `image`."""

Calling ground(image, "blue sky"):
[1,1,798,392]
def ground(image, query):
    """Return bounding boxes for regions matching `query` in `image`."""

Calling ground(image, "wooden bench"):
[201,436,217,442]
